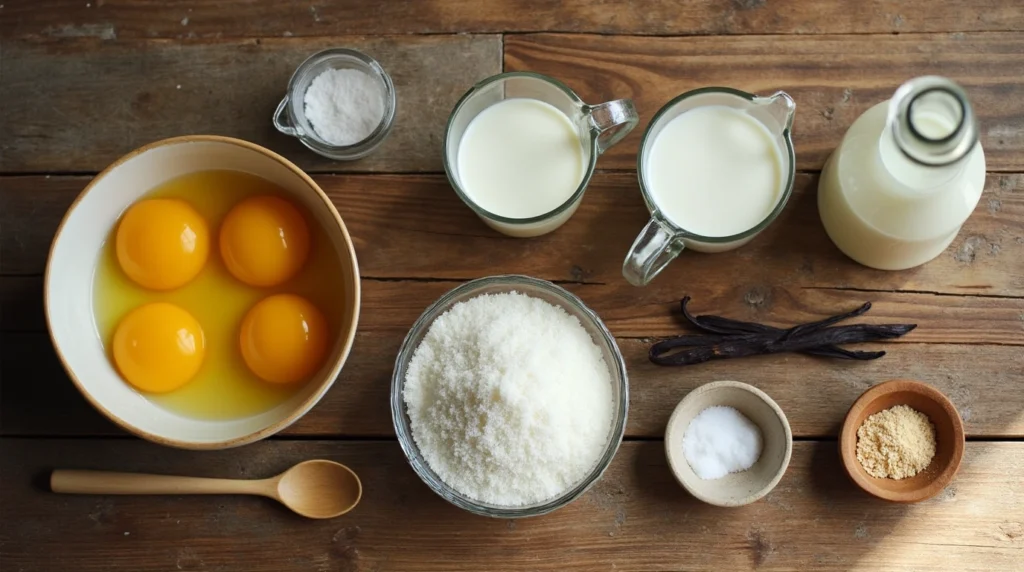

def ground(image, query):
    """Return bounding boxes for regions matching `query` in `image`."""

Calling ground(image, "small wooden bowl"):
[840,379,965,503]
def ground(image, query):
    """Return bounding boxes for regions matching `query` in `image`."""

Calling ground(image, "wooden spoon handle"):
[50,470,272,496]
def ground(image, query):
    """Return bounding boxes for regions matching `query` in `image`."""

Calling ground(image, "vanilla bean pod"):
[650,298,916,366]
[677,296,884,360]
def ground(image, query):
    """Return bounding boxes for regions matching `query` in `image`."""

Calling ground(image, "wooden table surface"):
[2,2,1023,570]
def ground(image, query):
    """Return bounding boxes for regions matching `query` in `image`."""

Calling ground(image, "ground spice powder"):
[856,404,937,479]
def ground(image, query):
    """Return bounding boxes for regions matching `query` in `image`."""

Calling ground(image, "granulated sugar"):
[303,68,384,146]
[403,291,614,506]
[856,404,936,479]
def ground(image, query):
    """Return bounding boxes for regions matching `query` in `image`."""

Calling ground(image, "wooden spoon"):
[50,459,362,519]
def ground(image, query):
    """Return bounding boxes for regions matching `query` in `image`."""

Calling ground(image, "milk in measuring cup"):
[646,105,784,237]
[457,98,585,219]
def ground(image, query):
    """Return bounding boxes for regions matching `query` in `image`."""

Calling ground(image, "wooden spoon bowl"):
[840,379,965,503]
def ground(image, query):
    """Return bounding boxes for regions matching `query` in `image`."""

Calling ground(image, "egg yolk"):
[116,199,210,290]
[239,294,328,384]
[220,195,310,287]
[112,302,206,393]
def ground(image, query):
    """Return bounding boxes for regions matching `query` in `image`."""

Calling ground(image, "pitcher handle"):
[273,96,299,137]
[622,217,685,287]
[585,99,639,154]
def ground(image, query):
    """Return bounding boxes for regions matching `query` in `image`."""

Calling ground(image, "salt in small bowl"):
[665,380,792,507]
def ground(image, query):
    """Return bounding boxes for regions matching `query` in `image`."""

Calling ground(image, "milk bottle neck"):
[878,76,979,190]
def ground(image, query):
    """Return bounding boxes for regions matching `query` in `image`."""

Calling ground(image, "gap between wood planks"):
[15,29,1024,41]
[6,167,1024,178]
[4,273,1022,300]
[499,29,1024,38]
[3,434,1022,442]
[803,286,1024,301]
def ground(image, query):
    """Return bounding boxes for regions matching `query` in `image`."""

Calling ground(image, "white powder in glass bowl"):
[303,67,385,146]
[402,291,614,506]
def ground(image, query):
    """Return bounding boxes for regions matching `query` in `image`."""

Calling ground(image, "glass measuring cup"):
[622,88,796,286]
[273,48,397,161]
[444,72,639,237]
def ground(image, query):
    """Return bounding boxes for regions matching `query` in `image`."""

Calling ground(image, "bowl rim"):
[43,134,362,450]
[390,274,629,517]
[664,380,794,507]
[839,378,965,503]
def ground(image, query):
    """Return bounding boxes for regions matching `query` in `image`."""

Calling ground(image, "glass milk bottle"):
[818,76,985,270]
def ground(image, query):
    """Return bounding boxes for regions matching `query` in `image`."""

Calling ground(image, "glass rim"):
[636,86,797,244]
[286,47,398,156]
[390,274,629,518]
[442,72,599,226]
[907,86,966,145]
[892,77,979,168]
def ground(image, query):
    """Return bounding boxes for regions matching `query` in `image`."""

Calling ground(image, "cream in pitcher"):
[647,105,784,237]
[457,98,585,219]
[445,72,639,238]
[623,88,796,286]
[818,76,985,271]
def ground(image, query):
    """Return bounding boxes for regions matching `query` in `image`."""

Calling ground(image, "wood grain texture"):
[0,36,500,173]
[4,2,1024,570]
[5,329,1023,439]
[3,0,1022,38]
[6,272,1024,342]
[4,169,1022,438]
[2,439,1023,571]
[4,173,1023,296]
[5,34,1024,174]
[505,33,1024,171]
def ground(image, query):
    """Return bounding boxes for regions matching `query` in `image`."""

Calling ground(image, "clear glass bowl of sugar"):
[273,48,397,160]
[391,275,629,518]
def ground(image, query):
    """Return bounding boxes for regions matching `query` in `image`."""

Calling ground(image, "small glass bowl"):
[390,275,629,518]
[273,48,397,160]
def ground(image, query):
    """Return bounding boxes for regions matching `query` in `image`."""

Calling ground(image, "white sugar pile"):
[403,291,614,506]
[682,406,763,480]
[303,68,384,146]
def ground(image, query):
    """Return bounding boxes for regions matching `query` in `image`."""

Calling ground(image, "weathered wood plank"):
[0,36,501,173]
[4,173,1023,297]
[3,0,1022,38]
[505,33,1024,171]
[0,176,79,277]
[6,269,1024,342]
[2,439,1022,571]
[5,34,1024,174]
[4,329,1022,438]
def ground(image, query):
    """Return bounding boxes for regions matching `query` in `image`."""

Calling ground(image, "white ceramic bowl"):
[45,136,361,449]
[664,380,792,507]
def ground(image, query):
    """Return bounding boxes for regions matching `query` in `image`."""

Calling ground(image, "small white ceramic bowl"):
[665,380,792,507]
[45,135,361,449]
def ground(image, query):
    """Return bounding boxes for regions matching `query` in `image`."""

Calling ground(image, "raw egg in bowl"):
[45,136,360,449]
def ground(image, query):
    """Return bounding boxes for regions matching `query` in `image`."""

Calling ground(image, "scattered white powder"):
[303,68,385,146]
[683,406,763,480]
[403,291,614,506]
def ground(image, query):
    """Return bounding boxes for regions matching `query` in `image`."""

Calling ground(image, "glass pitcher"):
[444,72,639,238]
[622,88,796,286]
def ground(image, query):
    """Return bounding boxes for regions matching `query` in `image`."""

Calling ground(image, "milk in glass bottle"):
[818,76,985,270]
